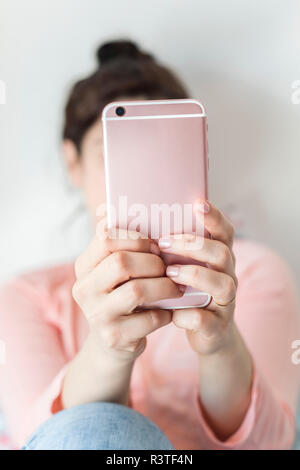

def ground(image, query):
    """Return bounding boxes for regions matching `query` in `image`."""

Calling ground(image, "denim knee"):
[23,402,174,450]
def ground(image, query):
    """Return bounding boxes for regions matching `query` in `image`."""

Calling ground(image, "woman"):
[0,39,299,450]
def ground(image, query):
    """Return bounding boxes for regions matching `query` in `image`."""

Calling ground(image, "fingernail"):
[166,265,180,277]
[195,201,210,214]
[150,242,160,256]
[178,284,186,293]
[159,238,172,249]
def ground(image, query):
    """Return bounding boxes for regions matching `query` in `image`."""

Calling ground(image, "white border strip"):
[105,113,205,121]
[101,115,112,228]
[102,98,206,120]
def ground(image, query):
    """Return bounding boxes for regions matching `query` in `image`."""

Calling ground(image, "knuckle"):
[161,278,175,296]
[231,250,236,267]
[101,323,121,349]
[190,265,200,285]
[152,255,165,273]
[74,256,83,279]
[215,243,231,269]
[149,310,161,329]
[191,312,202,330]
[227,224,235,244]
[72,281,83,303]
[183,233,197,249]
[219,275,236,302]
[124,338,147,355]
[111,251,129,277]
[135,238,148,251]
[215,208,223,225]
[101,236,113,254]
[127,280,143,304]
[126,341,143,354]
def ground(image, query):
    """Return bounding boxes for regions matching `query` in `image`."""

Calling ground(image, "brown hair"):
[63,39,190,152]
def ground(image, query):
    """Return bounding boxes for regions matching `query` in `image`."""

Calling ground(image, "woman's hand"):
[62,229,182,410]
[158,200,253,440]
[72,229,182,361]
[159,200,238,355]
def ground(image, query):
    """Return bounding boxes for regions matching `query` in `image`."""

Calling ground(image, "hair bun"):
[96,40,153,66]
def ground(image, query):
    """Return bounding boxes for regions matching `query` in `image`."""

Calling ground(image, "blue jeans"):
[23,402,174,450]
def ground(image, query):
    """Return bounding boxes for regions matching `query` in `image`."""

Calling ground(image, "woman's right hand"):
[72,229,183,362]
[62,229,183,408]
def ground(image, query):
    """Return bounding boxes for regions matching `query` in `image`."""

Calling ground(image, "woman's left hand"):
[159,200,238,355]
[159,201,254,440]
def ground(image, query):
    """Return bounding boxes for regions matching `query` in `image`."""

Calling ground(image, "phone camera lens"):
[116,106,125,117]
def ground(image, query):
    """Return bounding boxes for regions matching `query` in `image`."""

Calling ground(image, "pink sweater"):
[0,239,299,449]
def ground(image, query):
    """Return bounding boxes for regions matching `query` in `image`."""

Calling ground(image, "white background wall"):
[0,0,300,289]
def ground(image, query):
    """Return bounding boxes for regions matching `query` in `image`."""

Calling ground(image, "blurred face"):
[63,95,147,223]
[63,119,106,222]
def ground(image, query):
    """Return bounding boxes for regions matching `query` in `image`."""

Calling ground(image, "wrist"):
[62,333,135,409]
[196,323,254,440]
[198,322,253,378]
[86,332,136,368]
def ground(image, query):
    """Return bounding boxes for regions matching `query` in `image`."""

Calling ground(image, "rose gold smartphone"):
[101,99,211,309]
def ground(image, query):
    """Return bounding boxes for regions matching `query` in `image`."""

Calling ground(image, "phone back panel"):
[102,99,211,309]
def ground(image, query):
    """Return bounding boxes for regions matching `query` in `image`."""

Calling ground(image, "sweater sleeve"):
[192,247,300,449]
[0,279,69,448]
